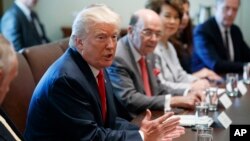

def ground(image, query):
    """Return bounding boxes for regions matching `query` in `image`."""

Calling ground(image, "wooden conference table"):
[131,84,250,141]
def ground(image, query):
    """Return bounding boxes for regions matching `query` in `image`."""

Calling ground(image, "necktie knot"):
[139,57,146,68]
[97,70,104,80]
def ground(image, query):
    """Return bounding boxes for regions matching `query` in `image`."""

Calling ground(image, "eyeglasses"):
[140,29,162,39]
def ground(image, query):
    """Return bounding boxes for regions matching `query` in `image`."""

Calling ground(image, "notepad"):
[173,115,213,127]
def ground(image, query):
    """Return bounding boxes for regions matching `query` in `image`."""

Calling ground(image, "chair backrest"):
[21,38,68,84]
[1,38,69,133]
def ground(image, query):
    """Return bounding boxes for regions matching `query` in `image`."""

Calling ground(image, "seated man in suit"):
[1,0,50,51]
[24,4,185,141]
[192,0,250,73]
[108,9,205,118]
[0,35,23,141]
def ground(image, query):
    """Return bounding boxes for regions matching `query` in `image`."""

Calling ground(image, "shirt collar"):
[88,65,100,78]
[215,16,230,33]
[15,0,32,21]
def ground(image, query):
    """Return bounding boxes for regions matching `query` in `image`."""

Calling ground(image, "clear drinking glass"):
[197,126,213,141]
[195,102,209,128]
[226,73,238,97]
[243,63,250,84]
[206,87,218,111]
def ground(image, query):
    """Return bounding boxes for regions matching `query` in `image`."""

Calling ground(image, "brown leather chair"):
[1,38,69,133]
[21,39,68,84]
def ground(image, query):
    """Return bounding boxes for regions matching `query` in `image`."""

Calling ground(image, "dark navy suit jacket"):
[24,47,141,141]
[1,4,49,51]
[192,17,250,73]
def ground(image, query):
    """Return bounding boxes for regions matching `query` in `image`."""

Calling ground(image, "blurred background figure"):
[145,0,220,95]
[1,0,50,51]
[108,8,205,119]
[146,0,221,81]
[170,0,193,73]
[192,0,250,73]
[0,34,23,141]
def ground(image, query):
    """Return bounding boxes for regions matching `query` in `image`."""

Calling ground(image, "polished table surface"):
[131,84,250,141]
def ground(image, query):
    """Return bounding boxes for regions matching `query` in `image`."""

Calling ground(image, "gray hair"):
[69,4,121,47]
[216,0,241,5]
[0,35,16,84]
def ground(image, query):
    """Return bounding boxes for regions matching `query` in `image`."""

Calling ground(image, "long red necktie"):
[97,70,107,122]
[139,57,152,97]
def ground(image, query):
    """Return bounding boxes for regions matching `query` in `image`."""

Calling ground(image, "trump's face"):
[78,23,119,70]
[216,0,240,28]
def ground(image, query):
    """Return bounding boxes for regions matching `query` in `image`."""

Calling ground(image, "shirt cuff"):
[164,95,171,112]
[183,87,190,96]
[139,130,144,141]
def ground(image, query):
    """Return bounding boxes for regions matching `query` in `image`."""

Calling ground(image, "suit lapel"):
[69,48,103,119]
[230,26,240,60]
[15,4,42,41]
[211,18,230,60]
[103,70,117,127]
[122,36,145,93]
[159,44,178,81]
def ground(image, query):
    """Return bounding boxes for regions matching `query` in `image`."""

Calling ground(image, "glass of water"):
[243,63,250,84]
[226,73,238,97]
[197,126,213,141]
[195,102,209,128]
[206,87,218,111]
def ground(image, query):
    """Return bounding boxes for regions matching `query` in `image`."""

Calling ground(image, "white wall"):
[2,0,250,45]
[35,0,145,41]
[3,0,13,11]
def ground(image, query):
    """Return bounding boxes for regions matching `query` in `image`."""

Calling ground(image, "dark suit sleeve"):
[47,76,142,141]
[1,12,23,51]
[232,26,250,62]
[193,24,244,73]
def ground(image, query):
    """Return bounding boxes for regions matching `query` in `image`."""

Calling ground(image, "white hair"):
[69,4,121,47]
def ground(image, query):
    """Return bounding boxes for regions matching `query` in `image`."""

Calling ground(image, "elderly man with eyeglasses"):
[108,9,205,119]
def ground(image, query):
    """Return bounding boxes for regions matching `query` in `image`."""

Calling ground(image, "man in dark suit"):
[1,0,50,51]
[24,4,185,141]
[108,9,205,118]
[192,0,250,73]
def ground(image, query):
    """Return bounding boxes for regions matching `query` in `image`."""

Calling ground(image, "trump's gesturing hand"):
[140,109,185,141]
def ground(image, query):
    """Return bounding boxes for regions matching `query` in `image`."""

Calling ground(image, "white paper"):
[217,88,226,96]
[238,81,247,95]
[219,94,232,109]
[172,115,213,127]
[217,111,232,129]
